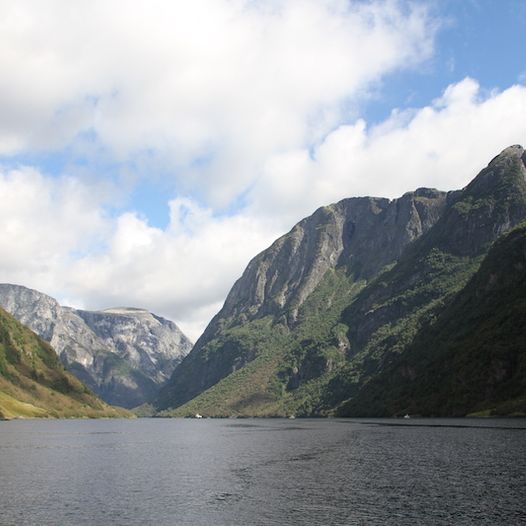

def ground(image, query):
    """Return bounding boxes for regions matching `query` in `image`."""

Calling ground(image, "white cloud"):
[0,167,108,285]
[63,199,279,341]
[0,164,277,340]
[0,0,435,205]
[250,78,526,224]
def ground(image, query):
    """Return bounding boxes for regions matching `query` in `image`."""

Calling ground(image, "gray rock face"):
[0,285,192,408]
[76,307,191,385]
[199,188,447,341]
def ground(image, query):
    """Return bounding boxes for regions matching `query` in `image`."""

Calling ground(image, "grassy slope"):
[165,243,481,418]
[160,270,364,416]
[0,308,130,419]
[325,251,482,411]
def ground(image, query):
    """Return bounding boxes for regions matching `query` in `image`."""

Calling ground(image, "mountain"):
[156,188,448,412]
[0,285,192,408]
[154,144,526,417]
[325,144,526,411]
[0,307,129,419]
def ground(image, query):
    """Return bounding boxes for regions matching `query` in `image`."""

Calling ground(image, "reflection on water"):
[0,418,525,525]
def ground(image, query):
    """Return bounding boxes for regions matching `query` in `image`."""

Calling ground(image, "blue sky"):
[0,0,525,339]
[363,0,526,123]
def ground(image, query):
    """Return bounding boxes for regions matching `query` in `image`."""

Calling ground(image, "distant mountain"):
[0,307,129,419]
[0,285,193,408]
[154,145,526,417]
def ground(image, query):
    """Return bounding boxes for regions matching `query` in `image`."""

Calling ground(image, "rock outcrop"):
[218,188,447,325]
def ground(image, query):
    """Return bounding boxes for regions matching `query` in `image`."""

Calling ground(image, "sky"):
[0,0,525,341]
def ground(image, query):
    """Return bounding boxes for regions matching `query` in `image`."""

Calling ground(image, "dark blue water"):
[0,418,525,525]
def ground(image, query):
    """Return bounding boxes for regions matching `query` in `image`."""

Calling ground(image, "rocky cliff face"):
[342,144,526,362]
[156,145,526,417]
[217,189,447,325]
[0,285,192,408]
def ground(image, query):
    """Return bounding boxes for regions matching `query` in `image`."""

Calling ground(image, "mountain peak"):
[101,307,150,315]
[488,144,524,166]
[499,144,523,156]
[465,143,526,199]
[0,285,193,408]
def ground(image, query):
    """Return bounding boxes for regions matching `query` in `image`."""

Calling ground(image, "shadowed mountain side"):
[328,145,526,396]
[339,221,526,417]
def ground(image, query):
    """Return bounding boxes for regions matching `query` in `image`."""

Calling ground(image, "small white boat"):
[195,413,203,419]
[403,414,410,419]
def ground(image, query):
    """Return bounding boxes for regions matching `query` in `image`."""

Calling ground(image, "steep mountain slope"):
[156,145,526,417]
[156,188,449,413]
[340,221,526,417]
[0,285,192,408]
[0,307,129,419]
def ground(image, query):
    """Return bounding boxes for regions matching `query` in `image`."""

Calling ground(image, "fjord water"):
[0,419,525,525]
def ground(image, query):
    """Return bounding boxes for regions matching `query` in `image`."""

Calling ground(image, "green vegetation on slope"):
[0,308,130,419]
[340,222,526,417]
[326,250,483,411]
[161,270,364,416]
